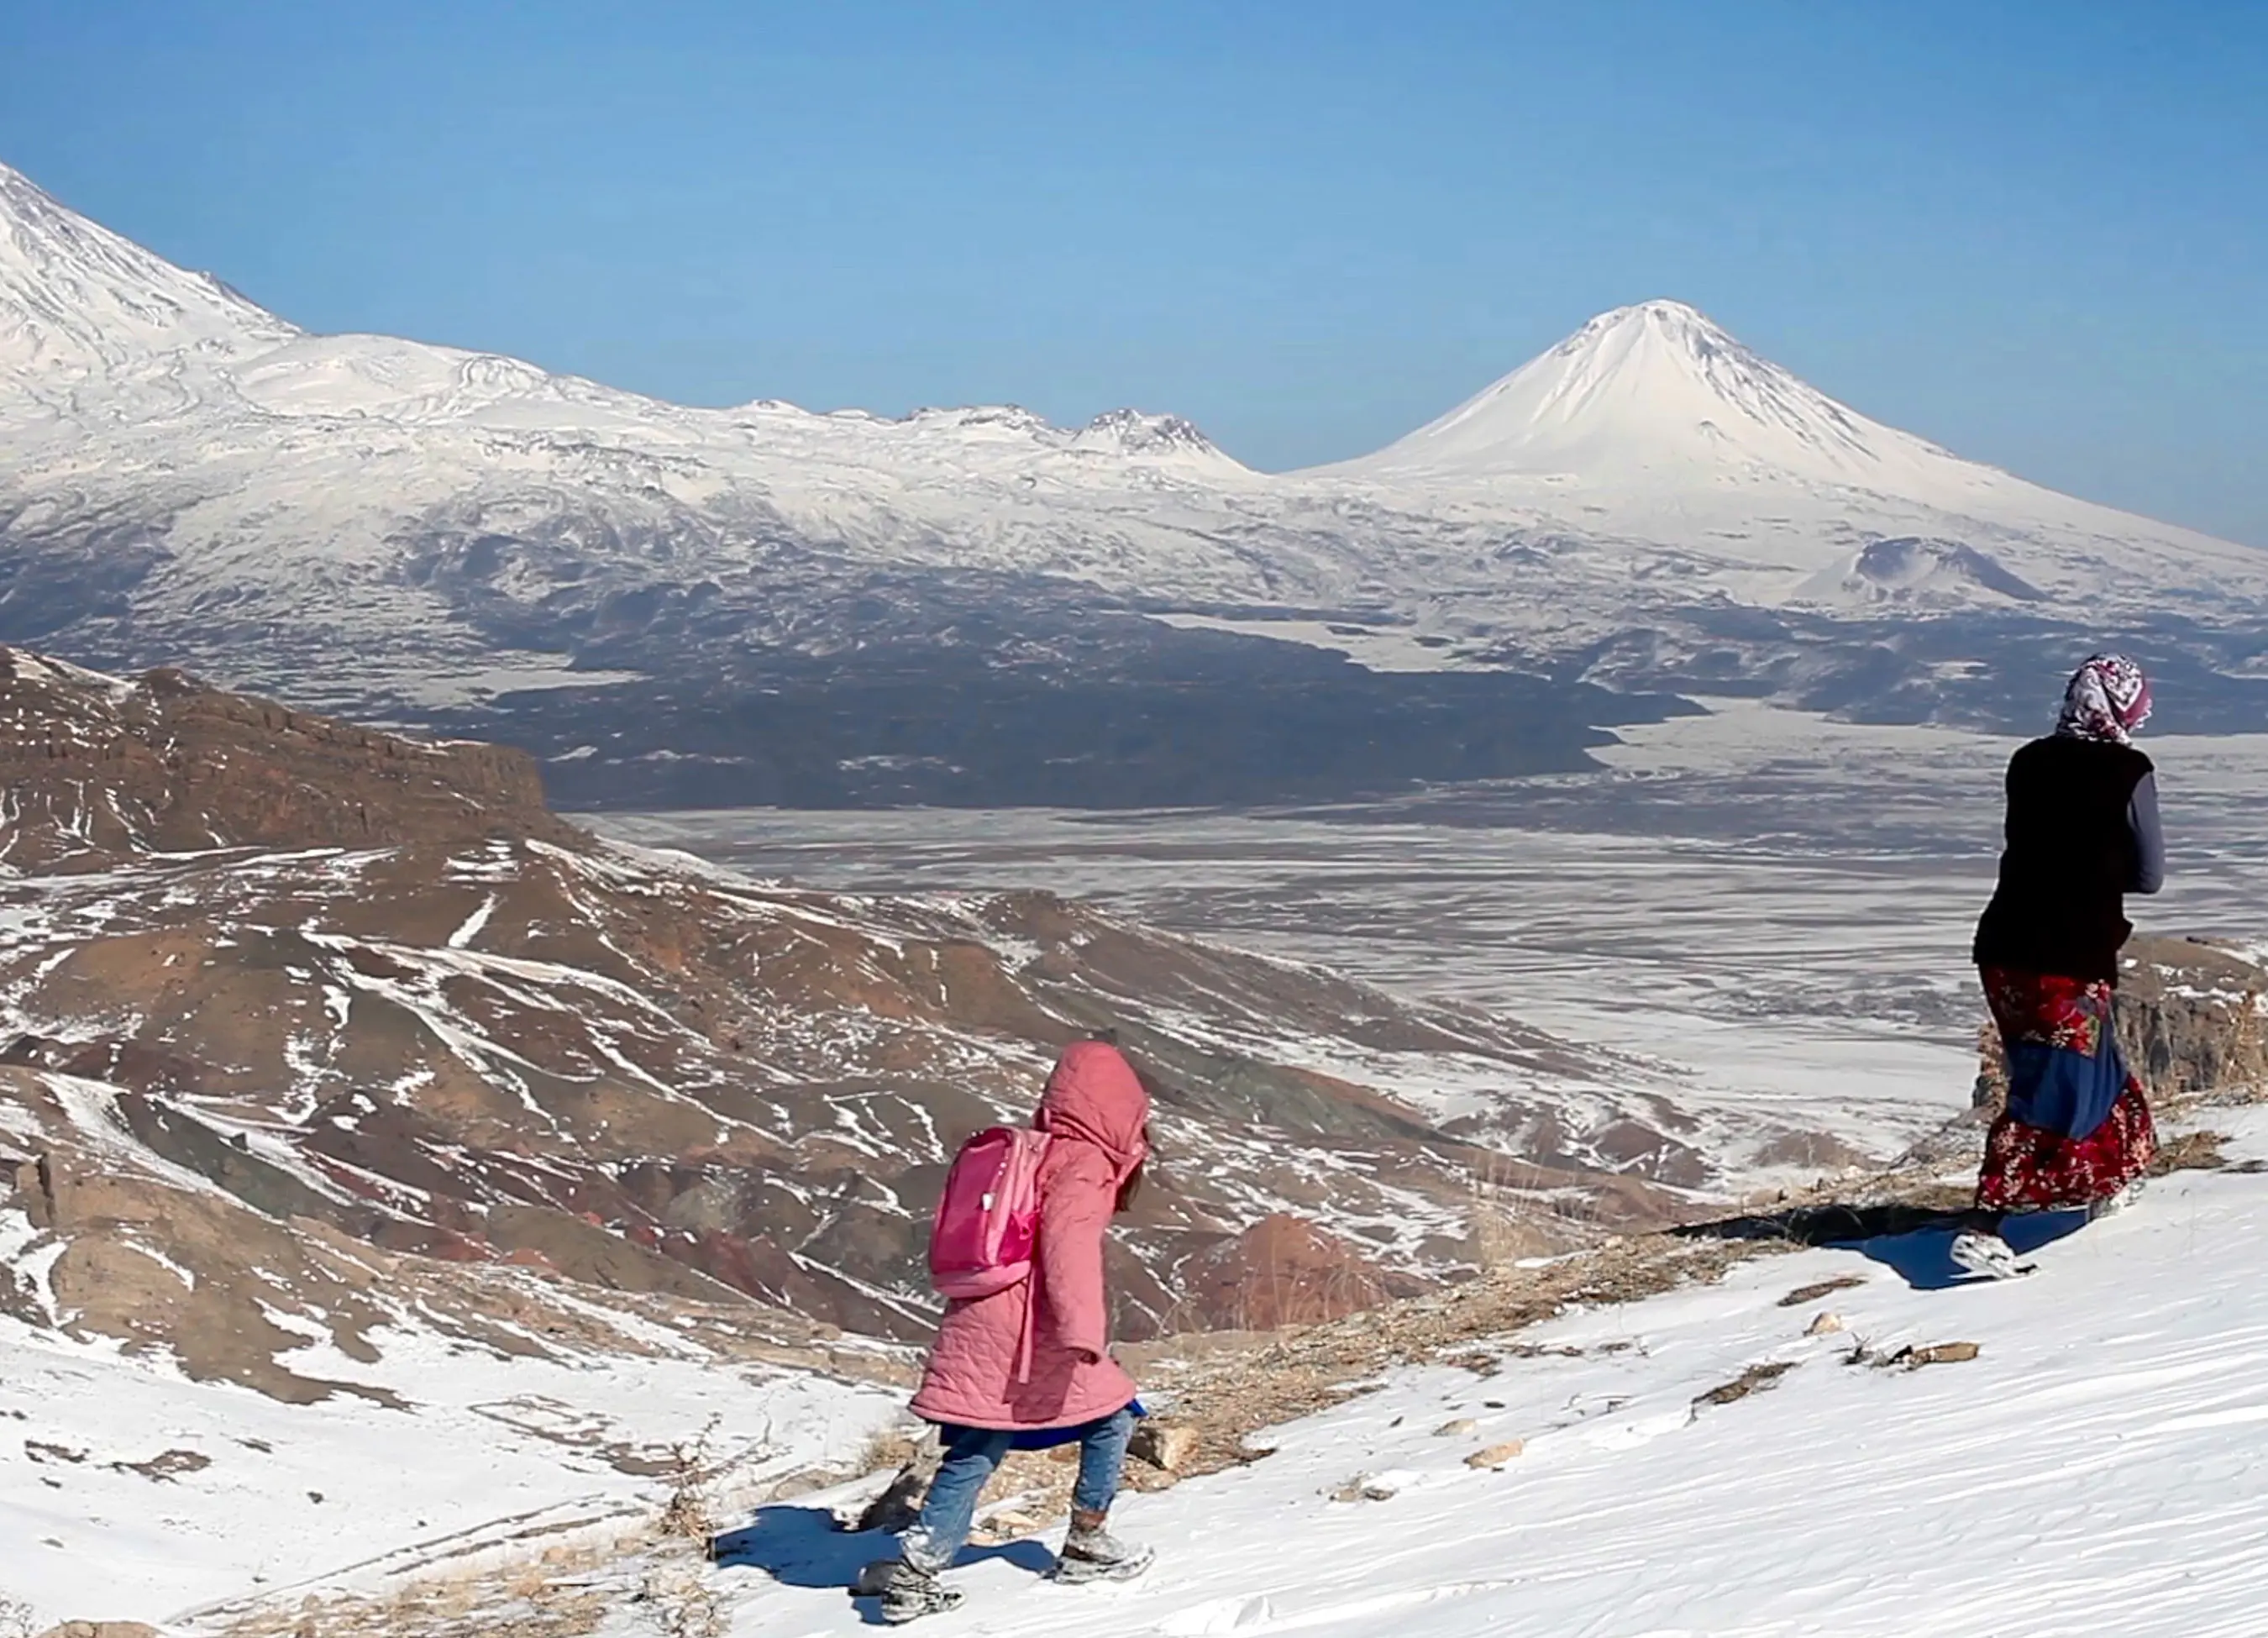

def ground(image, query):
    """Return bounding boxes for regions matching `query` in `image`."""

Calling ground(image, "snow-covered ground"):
[0,1305,900,1627]
[713,1104,2268,1638]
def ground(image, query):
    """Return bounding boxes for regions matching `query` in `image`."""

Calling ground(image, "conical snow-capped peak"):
[1,160,293,378]
[1339,298,1965,491]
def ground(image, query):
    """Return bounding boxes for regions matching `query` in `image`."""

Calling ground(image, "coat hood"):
[1036,1040,1150,1175]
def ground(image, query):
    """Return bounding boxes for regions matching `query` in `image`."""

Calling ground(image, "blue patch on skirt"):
[2006,1033,2129,1141]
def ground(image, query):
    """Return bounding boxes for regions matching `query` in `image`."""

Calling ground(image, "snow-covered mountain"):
[1329,297,2265,617]
[4,159,2264,805]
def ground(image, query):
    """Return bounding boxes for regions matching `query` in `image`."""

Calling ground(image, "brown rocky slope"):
[1,646,1726,1391]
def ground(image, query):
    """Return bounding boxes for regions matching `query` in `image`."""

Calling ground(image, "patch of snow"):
[732,1122,2268,1635]
[0,1305,900,1627]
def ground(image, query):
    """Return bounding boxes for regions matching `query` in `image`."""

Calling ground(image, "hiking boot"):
[1053,1508,1156,1584]
[1950,1230,2034,1280]
[879,1562,965,1625]
[2089,1178,2145,1221]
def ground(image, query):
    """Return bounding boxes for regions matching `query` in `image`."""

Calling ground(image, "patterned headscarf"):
[2055,654,2152,746]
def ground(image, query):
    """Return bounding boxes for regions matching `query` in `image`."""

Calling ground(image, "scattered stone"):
[111,1448,210,1483]
[1434,1418,1479,1437]
[766,1469,832,1501]
[1466,1441,1525,1469]
[1778,1274,1866,1309]
[36,1624,161,1638]
[1806,1312,1846,1336]
[1328,1472,1404,1503]
[1130,1420,1200,1473]
[1503,1342,1585,1360]
[1851,1339,1983,1370]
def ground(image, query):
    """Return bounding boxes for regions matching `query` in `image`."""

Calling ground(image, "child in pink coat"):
[882,1039,1155,1624]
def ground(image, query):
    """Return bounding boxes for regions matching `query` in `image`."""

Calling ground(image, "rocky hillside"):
[1966,933,2268,1115]
[1,648,583,867]
[0,646,1740,1397]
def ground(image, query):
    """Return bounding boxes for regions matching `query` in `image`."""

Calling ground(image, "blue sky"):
[3,1,2265,543]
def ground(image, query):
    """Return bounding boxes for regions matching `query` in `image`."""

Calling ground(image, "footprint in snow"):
[1157,1581,1524,1635]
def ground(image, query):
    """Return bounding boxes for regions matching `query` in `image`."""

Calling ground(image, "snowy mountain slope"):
[0,161,291,381]
[5,159,2266,804]
[708,1105,2268,1638]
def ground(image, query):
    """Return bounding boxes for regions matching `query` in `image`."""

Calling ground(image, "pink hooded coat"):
[910,1042,1150,1431]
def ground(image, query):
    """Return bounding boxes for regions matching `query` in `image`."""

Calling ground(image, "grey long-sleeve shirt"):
[2128,770,2165,895]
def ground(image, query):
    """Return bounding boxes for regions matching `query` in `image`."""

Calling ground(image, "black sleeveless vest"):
[1972,735,2154,984]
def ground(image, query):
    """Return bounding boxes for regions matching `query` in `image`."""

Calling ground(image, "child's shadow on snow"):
[1845,1210,2090,1290]
[713,1506,1056,1625]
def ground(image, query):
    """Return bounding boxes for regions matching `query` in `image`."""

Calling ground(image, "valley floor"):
[702,1101,2268,1638]
[602,704,2268,1183]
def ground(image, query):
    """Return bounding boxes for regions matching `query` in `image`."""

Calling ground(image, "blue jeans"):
[899,1406,1137,1575]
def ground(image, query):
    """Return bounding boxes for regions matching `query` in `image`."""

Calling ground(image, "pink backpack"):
[928,1126,1053,1300]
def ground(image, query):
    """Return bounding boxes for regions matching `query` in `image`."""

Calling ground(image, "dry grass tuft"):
[1693,1359,1798,1407]
[2150,1129,2230,1174]
[655,1415,724,1553]
[856,1423,921,1479]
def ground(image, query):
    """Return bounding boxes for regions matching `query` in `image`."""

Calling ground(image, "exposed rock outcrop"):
[1,647,580,869]
[1,645,1696,1391]
[2117,936,2268,1097]
[1971,936,2268,1114]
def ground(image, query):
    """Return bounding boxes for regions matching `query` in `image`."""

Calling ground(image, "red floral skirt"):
[1977,966,2156,1212]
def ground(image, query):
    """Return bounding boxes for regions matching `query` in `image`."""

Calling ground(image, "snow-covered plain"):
[711,1106,2268,1638]
[602,705,2268,1174]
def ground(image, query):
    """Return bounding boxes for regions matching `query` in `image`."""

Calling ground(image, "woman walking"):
[1956,654,2165,1279]
[881,1039,1156,1624]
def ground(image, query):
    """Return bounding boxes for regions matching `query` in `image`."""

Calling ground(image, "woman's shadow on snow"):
[1675,1201,2091,1289]
[711,1506,1055,1626]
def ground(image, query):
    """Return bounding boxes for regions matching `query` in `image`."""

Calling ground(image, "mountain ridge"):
[4,157,2265,806]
